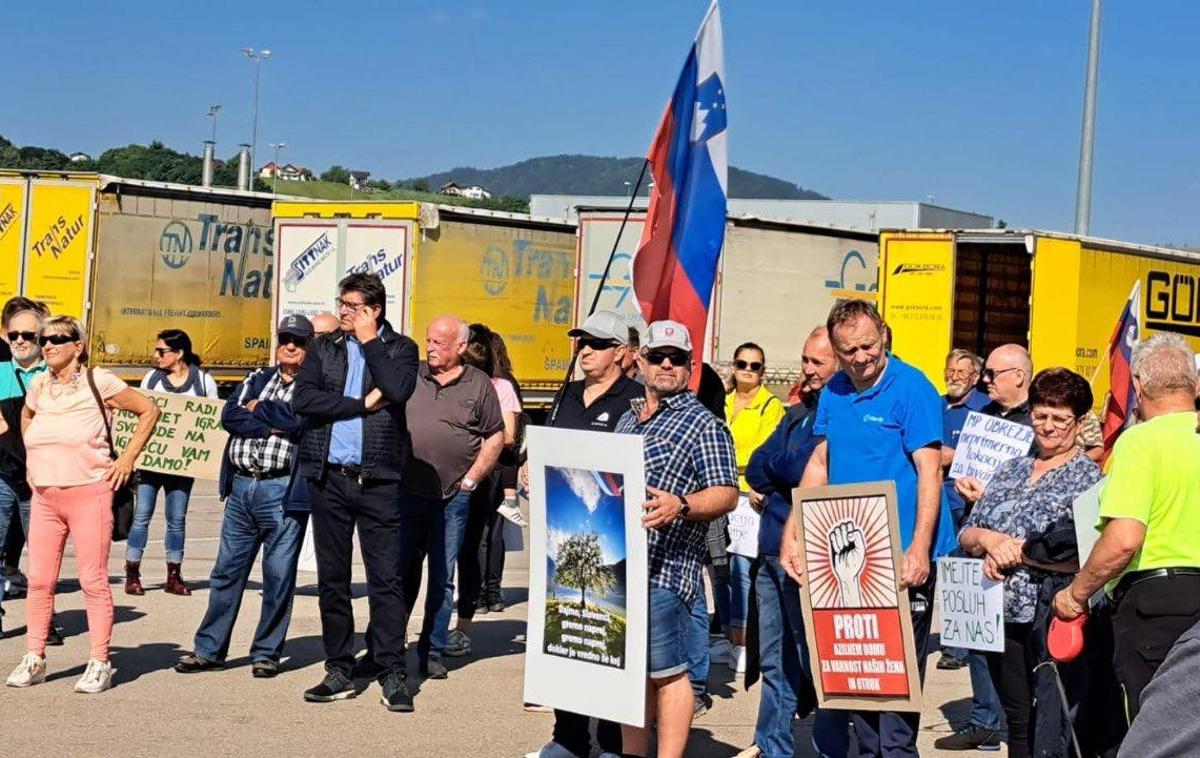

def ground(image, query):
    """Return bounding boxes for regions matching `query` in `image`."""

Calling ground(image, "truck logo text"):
[891,262,945,276]
[159,221,193,268]
[0,203,16,241]
[32,213,85,259]
[1147,270,1200,337]
[283,232,334,293]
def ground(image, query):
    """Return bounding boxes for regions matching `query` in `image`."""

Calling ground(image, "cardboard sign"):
[523,427,648,727]
[948,411,1034,484]
[793,481,923,712]
[936,557,1004,652]
[112,390,227,481]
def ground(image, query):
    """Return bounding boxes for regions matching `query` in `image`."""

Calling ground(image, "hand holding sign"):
[829,520,866,607]
[949,412,1035,485]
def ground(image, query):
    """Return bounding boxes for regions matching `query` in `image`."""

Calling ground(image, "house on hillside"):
[69,152,93,163]
[349,170,371,191]
[439,181,492,200]
[258,162,312,182]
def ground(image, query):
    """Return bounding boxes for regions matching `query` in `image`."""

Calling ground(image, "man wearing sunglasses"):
[176,314,313,679]
[614,320,738,758]
[979,344,1033,425]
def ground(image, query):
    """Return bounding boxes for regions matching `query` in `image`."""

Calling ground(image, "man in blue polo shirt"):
[782,299,955,758]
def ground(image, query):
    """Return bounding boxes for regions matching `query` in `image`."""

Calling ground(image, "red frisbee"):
[1048,615,1087,662]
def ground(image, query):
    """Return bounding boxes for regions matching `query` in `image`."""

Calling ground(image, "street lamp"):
[241,48,272,176]
[268,142,287,195]
[207,105,221,145]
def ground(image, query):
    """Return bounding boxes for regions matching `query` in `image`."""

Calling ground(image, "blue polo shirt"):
[328,337,365,465]
[942,388,989,521]
[814,356,957,558]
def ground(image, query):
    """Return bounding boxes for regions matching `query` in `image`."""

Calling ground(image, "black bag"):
[84,368,137,541]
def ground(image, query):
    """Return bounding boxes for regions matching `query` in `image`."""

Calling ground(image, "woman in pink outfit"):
[5,316,159,694]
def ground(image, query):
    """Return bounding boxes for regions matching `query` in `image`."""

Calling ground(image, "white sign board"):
[727,494,760,558]
[948,411,1035,484]
[936,557,1004,653]
[1072,478,1104,568]
[524,427,648,726]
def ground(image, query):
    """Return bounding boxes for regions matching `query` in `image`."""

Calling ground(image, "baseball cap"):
[277,314,314,338]
[644,320,692,353]
[567,311,628,345]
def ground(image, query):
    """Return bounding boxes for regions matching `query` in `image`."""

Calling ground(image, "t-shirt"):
[140,367,219,398]
[814,356,957,557]
[491,377,522,415]
[24,367,128,487]
[552,375,643,432]
[1097,411,1200,584]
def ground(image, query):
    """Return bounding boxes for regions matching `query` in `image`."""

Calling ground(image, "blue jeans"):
[192,475,308,663]
[127,472,194,563]
[714,553,754,630]
[648,587,690,679]
[755,555,850,758]
[400,489,471,661]
[687,591,710,697]
[967,650,1003,729]
[0,478,29,617]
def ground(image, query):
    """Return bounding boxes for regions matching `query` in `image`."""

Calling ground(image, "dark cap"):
[277,314,314,338]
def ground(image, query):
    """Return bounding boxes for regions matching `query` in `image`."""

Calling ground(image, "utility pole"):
[268,142,287,195]
[207,104,221,146]
[241,48,272,177]
[1074,0,1102,235]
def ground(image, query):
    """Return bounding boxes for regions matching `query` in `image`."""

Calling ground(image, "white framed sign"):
[936,557,1004,653]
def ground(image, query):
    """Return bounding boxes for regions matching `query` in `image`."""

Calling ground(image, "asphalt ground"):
[0,480,991,757]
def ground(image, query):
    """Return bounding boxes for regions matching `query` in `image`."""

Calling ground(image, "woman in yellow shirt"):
[712,342,785,673]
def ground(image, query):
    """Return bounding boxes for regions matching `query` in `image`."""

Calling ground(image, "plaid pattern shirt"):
[228,371,298,476]
[616,391,737,603]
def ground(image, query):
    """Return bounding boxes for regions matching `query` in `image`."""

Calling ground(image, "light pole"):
[1074,0,1102,235]
[207,104,221,145]
[241,48,272,177]
[268,142,287,195]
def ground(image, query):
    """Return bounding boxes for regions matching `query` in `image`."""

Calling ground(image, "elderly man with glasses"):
[978,344,1033,424]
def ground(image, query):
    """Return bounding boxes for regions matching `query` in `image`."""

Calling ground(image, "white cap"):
[568,311,628,345]
[644,320,692,352]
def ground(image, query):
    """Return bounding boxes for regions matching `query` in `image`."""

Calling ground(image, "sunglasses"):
[38,333,78,346]
[734,359,763,372]
[278,334,309,348]
[577,337,618,352]
[7,331,37,343]
[154,347,181,357]
[645,349,691,367]
[981,367,1019,382]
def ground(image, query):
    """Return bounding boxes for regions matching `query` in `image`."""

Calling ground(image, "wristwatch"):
[678,495,691,519]
[462,477,478,492]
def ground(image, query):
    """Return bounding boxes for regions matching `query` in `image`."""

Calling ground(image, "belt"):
[326,463,365,482]
[233,467,288,481]
[1112,567,1200,605]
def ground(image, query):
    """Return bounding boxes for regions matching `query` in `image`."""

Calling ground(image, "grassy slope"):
[274,180,511,209]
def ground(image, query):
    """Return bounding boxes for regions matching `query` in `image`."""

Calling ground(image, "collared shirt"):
[725,385,786,492]
[404,362,504,499]
[746,392,821,555]
[552,374,643,432]
[0,359,47,402]
[814,357,957,557]
[980,398,1032,427]
[943,388,990,517]
[615,391,737,603]
[228,371,298,476]
[328,336,365,466]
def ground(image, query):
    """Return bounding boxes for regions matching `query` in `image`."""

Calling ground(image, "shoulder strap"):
[14,367,26,397]
[85,368,118,461]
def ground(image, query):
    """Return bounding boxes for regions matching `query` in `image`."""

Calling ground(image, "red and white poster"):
[793,482,922,712]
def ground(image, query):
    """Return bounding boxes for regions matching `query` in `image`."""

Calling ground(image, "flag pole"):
[546,157,651,427]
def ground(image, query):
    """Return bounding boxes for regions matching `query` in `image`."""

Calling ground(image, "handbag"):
[84,368,137,541]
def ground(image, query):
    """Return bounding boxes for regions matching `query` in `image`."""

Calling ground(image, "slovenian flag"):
[1101,280,1141,464]
[631,0,727,388]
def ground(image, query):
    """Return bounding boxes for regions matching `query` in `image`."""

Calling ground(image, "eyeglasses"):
[335,298,369,312]
[1030,412,1078,430]
[734,359,763,372]
[945,368,977,380]
[154,347,179,357]
[645,349,691,367]
[7,331,37,343]
[278,334,309,348]
[577,337,617,352]
[981,367,1019,382]
[38,333,78,346]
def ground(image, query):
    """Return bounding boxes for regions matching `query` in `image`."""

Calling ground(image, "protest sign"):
[112,390,227,481]
[936,557,1004,653]
[948,411,1035,484]
[1073,477,1104,569]
[727,494,760,558]
[792,481,922,712]
[524,427,648,727]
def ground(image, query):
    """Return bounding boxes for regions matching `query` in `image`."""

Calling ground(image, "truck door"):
[22,178,96,320]
[0,176,27,303]
[878,232,956,389]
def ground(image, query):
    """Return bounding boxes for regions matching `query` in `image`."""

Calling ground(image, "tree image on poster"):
[544,466,627,670]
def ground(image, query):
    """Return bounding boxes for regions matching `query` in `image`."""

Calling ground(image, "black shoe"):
[693,693,713,719]
[380,670,414,712]
[352,653,383,679]
[252,660,280,679]
[303,669,356,702]
[932,725,1001,751]
[174,653,224,673]
[46,624,64,647]
[488,599,505,613]
[936,652,967,670]
[419,657,448,680]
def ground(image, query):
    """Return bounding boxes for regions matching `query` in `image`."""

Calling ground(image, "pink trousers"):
[26,481,114,660]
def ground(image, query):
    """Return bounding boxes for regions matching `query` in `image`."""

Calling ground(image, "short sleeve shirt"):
[24,367,128,487]
[491,377,522,415]
[553,375,644,432]
[1098,411,1200,584]
[943,389,990,515]
[964,452,1102,621]
[814,356,957,557]
[615,391,737,603]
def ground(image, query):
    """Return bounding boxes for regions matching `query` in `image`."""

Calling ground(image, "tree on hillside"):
[321,165,350,184]
[554,532,614,610]
[368,179,392,191]
[411,178,429,192]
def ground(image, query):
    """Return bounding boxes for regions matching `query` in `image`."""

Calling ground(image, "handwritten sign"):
[936,557,1004,653]
[112,391,227,481]
[727,494,760,558]
[949,411,1034,484]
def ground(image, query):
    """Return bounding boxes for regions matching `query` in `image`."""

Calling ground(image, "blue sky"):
[5,1,1197,245]
[546,467,626,565]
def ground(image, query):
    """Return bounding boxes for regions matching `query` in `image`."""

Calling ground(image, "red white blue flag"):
[631,0,727,386]
[1101,280,1141,463]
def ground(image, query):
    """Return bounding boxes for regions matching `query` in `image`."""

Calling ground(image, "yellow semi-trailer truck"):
[0,171,276,383]
[877,228,1200,404]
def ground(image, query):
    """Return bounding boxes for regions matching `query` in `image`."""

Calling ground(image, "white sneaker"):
[74,658,114,694]
[6,653,46,688]
[524,741,576,758]
[709,638,734,664]
[729,644,747,674]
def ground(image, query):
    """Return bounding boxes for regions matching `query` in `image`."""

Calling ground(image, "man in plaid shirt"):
[615,320,737,758]
[175,315,313,679]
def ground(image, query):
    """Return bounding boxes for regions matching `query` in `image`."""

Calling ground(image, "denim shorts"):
[648,587,691,679]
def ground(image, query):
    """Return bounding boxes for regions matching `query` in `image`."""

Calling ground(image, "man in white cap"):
[615,320,738,758]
